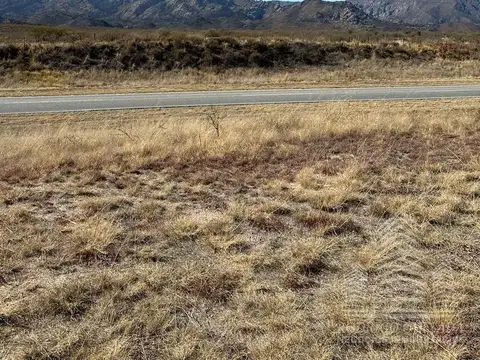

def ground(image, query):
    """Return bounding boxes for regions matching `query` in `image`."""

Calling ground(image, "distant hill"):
[350,0,480,26]
[0,0,374,28]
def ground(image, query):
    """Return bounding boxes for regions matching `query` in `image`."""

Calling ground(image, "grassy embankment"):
[0,24,479,95]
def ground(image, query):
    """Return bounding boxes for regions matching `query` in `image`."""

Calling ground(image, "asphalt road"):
[1,85,479,114]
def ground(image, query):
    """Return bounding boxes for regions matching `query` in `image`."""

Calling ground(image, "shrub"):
[29,26,70,42]
[0,38,478,72]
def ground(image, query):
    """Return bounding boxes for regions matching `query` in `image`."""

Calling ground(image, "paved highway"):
[1,85,479,114]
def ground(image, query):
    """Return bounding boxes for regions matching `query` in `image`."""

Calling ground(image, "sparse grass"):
[1,99,480,359]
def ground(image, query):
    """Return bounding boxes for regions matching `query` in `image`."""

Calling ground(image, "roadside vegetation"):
[1,100,479,359]
[0,24,479,94]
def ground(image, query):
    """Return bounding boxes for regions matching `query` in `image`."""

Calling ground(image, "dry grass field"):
[1,99,480,359]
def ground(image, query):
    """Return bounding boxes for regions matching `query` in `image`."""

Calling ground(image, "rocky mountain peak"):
[350,0,480,25]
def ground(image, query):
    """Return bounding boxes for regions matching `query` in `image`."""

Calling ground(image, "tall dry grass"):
[1,59,478,96]
[1,100,479,181]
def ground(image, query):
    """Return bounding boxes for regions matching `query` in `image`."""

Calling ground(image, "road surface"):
[1,85,479,114]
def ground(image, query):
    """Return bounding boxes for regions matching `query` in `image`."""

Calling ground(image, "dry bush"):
[0,38,448,72]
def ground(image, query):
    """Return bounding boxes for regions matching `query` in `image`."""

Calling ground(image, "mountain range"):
[351,0,480,26]
[0,0,479,28]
